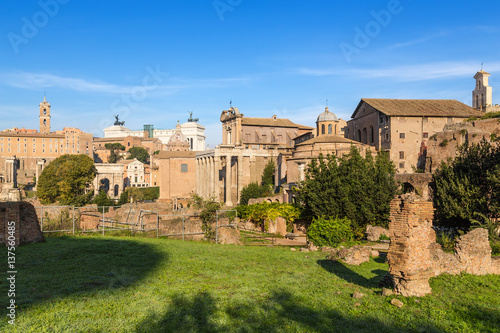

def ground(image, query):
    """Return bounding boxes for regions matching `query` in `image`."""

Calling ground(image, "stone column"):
[236,155,243,205]
[225,155,232,206]
[195,158,200,196]
[202,157,208,198]
[209,156,214,197]
[214,155,221,202]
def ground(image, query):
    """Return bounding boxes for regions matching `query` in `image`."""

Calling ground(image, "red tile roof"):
[353,99,484,118]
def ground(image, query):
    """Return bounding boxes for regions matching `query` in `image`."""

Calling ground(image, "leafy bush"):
[239,182,266,205]
[236,202,300,232]
[191,194,221,240]
[436,231,457,253]
[306,216,354,247]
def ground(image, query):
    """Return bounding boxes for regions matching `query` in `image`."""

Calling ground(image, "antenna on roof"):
[229,100,232,108]
[481,62,484,71]
[326,99,328,107]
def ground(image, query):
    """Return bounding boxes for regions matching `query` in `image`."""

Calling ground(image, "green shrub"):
[239,182,265,205]
[237,202,300,232]
[379,234,390,241]
[436,231,456,253]
[306,216,354,247]
[439,139,448,147]
[491,241,500,256]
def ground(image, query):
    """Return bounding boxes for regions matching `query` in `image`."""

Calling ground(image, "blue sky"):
[1,0,500,148]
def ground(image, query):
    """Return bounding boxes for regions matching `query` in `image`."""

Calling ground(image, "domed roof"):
[316,107,338,122]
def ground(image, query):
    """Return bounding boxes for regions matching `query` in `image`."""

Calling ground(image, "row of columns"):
[197,154,240,206]
[196,155,220,202]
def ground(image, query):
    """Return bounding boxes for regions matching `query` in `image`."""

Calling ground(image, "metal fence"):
[35,206,237,242]
[36,205,159,236]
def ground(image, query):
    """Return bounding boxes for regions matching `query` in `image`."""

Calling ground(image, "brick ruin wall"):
[388,195,500,297]
[0,202,45,247]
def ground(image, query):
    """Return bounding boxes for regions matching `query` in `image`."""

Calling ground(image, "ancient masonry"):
[387,195,500,297]
[0,202,44,246]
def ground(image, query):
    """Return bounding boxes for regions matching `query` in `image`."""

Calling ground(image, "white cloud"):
[296,61,500,82]
[388,32,448,50]
[0,71,255,95]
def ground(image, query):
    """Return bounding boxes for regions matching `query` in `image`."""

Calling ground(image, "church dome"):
[316,107,338,122]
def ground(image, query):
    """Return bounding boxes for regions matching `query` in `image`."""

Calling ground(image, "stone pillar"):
[225,155,233,206]
[202,157,207,198]
[237,155,243,205]
[387,195,435,297]
[214,155,221,202]
[195,158,200,196]
[209,156,214,197]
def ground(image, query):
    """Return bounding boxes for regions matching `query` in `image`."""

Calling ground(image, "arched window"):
[482,94,485,107]
[476,95,479,108]
[369,126,374,144]
[43,119,46,125]
[362,128,367,144]
[335,124,337,135]
[321,124,325,135]
[357,130,361,142]
[328,124,332,134]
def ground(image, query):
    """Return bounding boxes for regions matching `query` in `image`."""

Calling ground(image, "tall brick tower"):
[39,96,51,134]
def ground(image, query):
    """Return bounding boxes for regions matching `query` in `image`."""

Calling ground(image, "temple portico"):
[196,146,278,207]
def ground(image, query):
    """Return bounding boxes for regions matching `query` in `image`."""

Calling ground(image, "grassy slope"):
[0,236,499,332]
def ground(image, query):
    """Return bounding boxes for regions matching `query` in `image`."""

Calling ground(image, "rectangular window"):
[423,132,429,139]
[399,151,405,159]
[181,164,188,172]
[399,162,405,169]
[399,133,405,139]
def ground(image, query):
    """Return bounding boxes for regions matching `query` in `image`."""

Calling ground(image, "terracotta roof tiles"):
[353,99,483,118]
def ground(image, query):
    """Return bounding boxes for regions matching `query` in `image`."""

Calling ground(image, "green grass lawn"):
[1,236,499,332]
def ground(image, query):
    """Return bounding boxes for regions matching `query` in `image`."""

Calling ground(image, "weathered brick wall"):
[0,202,44,247]
[388,194,499,297]
[388,195,435,297]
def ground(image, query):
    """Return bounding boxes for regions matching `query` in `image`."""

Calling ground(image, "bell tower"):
[39,96,51,134]
[472,70,492,111]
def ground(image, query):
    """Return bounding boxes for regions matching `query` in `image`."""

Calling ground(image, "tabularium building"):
[0,97,93,188]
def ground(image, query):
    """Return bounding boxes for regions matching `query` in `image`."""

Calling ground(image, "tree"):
[261,159,275,188]
[239,182,266,205]
[105,143,125,163]
[37,154,96,206]
[296,146,396,235]
[432,139,500,228]
[93,190,116,207]
[128,146,150,164]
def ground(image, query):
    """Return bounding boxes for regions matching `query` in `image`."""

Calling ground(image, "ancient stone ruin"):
[387,194,500,297]
[0,201,45,247]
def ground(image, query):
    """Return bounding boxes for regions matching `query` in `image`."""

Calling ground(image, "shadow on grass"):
[317,258,387,289]
[0,236,165,311]
[135,290,442,333]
